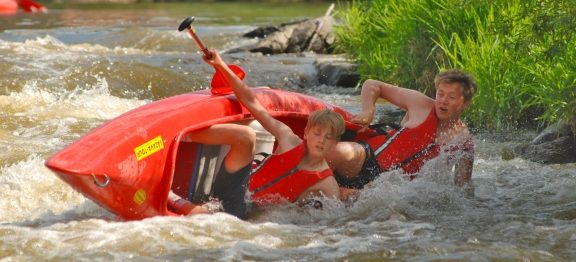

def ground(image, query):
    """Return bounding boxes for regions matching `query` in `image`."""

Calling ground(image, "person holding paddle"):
[169,16,357,220]
[327,70,476,189]
[202,49,358,208]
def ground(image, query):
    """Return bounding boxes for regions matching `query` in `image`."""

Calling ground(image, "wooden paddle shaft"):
[185,27,211,59]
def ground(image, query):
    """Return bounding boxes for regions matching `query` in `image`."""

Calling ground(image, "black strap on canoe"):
[369,122,400,135]
[341,122,399,141]
[252,152,271,167]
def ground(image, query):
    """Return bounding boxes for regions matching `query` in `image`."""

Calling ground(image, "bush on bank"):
[335,0,576,131]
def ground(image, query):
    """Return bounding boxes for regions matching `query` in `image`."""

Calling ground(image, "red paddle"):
[178,16,246,95]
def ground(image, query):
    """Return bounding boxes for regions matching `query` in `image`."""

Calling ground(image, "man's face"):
[435,82,470,121]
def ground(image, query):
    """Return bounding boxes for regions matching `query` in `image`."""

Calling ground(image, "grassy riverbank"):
[335,0,576,131]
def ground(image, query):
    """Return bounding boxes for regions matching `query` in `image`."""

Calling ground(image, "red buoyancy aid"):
[366,107,440,175]
[248,142,333,204]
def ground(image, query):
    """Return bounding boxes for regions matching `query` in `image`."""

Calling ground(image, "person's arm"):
[452,134,475,186]
[454,148,474,186]
[353,79,433,126]
[298,176,340,201]
[203,50,300,152]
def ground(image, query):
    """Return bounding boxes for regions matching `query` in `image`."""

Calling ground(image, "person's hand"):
[202,49,225,67]
[339,187,359,204]
[351,110,374,133]
[352,110,373,125]
[169,198,210,215]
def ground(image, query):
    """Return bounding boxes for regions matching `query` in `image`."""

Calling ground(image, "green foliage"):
[335,0,576,130]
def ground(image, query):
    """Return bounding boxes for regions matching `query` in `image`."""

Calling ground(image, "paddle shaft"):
[178,16,246,95]
[183,26,212,59]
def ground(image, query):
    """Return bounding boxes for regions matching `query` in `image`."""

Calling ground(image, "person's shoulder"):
[411,96,435,119]
[275,132,303,154]
[403,100,435,128]
[409,92,435,110]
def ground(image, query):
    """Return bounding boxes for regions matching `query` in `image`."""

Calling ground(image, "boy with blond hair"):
[202,49,354,206]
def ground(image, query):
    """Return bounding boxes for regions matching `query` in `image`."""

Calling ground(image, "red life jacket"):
[366,107,440,175]
[248,142,333,204]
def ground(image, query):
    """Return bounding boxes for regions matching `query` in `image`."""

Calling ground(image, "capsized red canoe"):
[45,87,374,220]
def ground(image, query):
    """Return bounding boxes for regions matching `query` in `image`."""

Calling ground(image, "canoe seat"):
[188,144,229,203]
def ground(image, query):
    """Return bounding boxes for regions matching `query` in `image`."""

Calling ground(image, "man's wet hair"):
[435,69,477,102]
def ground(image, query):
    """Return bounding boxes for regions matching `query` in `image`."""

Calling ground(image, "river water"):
[1,4,575,261]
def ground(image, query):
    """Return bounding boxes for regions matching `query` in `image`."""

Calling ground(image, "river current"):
[1,5,575,261]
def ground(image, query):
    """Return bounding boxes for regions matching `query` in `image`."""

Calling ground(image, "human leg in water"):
[212,163,252,220]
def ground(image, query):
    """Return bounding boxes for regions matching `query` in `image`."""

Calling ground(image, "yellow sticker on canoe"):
[134,136,164,161]
[133,189,146,205]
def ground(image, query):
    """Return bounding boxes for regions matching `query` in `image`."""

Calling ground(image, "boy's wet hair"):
[306,108,346,140]
[434,69,477,102]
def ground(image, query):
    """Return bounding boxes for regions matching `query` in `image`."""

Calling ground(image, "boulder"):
[243,15,336,55]
[235,4,338,55]
[515,118,576,164]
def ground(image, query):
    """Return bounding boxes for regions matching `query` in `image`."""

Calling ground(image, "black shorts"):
[335,141,383,189]
[212,164,252,220]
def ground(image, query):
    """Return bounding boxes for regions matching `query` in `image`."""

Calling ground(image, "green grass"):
[335,0,576,131]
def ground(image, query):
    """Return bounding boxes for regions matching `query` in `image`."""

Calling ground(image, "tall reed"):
[335,0,576,130]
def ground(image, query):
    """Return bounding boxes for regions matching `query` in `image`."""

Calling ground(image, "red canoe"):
[45,87,373,220]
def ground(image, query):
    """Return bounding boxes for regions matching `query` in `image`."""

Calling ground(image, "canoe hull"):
[45,88,364,220]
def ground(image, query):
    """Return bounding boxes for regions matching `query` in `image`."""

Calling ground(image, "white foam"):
[12,35,148,56]
[0,155,88,222]
[4,77,147,121]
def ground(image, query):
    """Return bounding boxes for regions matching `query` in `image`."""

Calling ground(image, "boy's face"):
[304,124,339,159]
[435,82,470,122]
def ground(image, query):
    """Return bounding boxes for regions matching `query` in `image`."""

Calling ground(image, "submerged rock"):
[314,55,360,88]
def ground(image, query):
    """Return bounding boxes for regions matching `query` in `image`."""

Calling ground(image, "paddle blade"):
[210,64,246,95]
